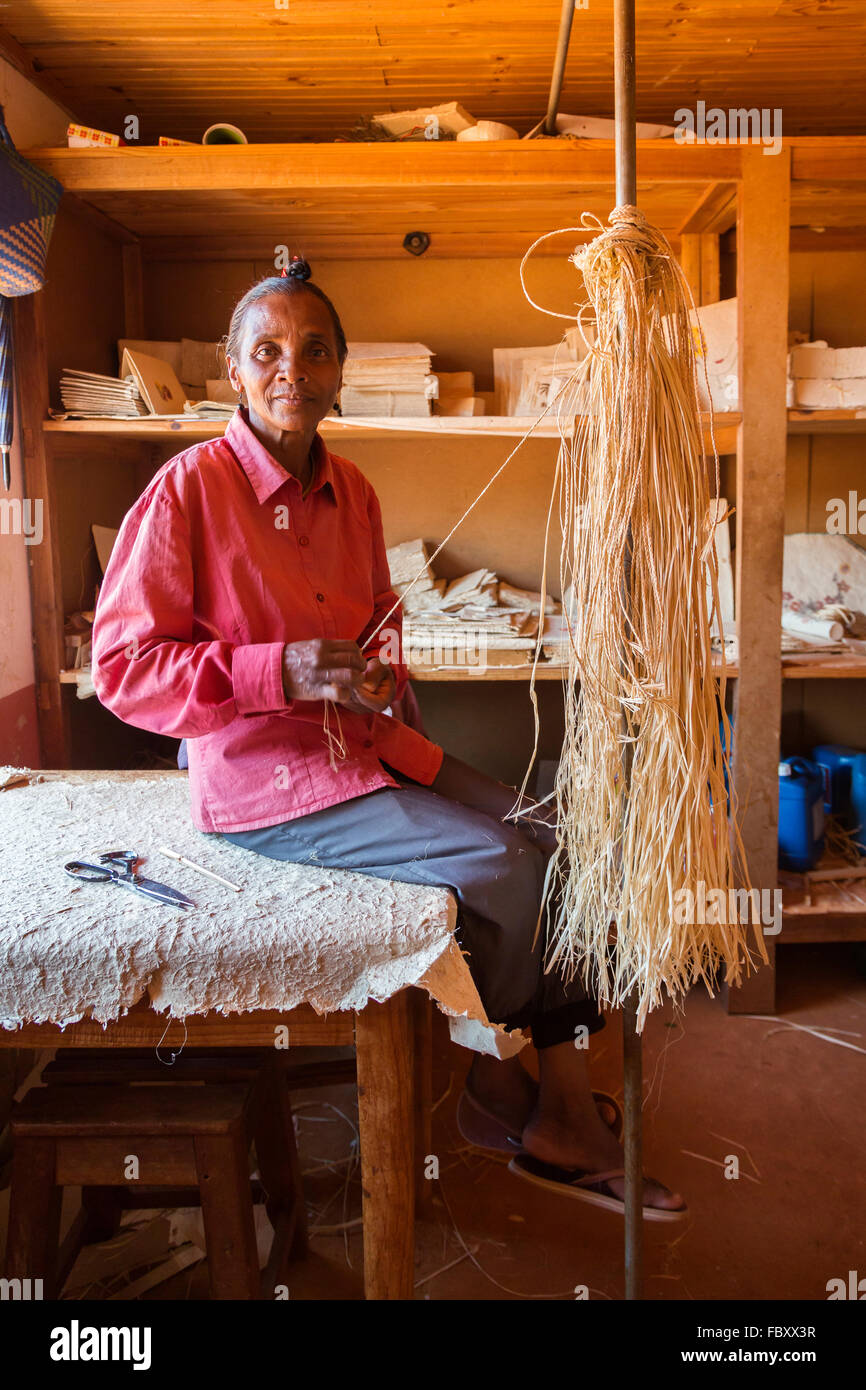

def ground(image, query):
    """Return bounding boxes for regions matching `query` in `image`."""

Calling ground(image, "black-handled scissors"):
[64,849,195,909]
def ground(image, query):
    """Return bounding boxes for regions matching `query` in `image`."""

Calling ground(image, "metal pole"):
[613,0,643,1303]
[543,0,576,134]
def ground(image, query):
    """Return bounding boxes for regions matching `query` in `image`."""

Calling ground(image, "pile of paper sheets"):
[788,341,866,410]
[493,328,591,416]
[386,539,560,656]
[341,343,437,417]
[59,369,146,418]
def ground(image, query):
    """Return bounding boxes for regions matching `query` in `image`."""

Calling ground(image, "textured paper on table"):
[0,776,520,1053]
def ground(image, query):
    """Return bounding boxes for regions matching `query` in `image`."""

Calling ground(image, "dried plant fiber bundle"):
[522,206,768,1030]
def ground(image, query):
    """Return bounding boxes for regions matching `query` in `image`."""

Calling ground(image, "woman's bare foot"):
[521,1106,686,1211]
[525,1040,686,1212]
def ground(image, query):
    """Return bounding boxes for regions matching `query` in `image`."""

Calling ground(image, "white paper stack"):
[686,297,739,411]
[789,342,866,410]
[183,400,236,420]
[341,343,437,417]
[385,538,561,657]
[493,336,590,416]
[59,369,146,418]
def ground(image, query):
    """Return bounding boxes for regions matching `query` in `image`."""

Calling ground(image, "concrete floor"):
[2,941,861,1301]
[144,940,865,1302]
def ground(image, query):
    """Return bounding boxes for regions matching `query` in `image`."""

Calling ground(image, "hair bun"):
[285,256,312,282]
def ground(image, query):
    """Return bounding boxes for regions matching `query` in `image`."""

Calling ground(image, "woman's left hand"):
[337,656,396,714]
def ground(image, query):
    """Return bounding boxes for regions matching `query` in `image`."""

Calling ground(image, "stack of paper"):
[493,333,590,416]
[789,341,866,410]
[385,539,561,659]
[59,369,146,418]
[183,400,236,420]
[341,343,437,417]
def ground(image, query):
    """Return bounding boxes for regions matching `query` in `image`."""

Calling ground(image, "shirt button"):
[363,738,374,748]
[298,535,309,546]
[316,592,325,602]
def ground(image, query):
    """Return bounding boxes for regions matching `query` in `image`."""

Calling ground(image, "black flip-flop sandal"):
[507,1152,689,1222]
[456,1088,623,1155]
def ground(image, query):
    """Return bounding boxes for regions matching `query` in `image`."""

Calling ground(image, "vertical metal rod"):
[614,0,637,207]
[613,0,643,1303]
[544,0,576,134]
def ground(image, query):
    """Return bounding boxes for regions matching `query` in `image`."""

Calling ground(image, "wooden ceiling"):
[3,1,866,143]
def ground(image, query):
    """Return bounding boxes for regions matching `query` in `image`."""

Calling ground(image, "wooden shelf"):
[23,139,866,261]
[788,409,866,434]
[44,409,866,447]
[61,651,866,691]
[411,652,866,681]
[44,411,741,448]
[24,141,743,254]
[781,856,866,940]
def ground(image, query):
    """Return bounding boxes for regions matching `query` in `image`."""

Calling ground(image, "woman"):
[92,259,684,1218]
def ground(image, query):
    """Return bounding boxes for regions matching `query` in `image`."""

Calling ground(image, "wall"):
[0,58,69,767]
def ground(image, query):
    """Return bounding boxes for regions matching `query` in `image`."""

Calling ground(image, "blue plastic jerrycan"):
[778,757,825,872]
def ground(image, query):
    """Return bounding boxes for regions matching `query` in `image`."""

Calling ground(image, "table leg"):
[412,989,434,1217]
[355,992,415,1300]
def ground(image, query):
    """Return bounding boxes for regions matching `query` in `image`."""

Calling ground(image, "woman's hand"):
[337,656,396,715]
[281,638,366,703]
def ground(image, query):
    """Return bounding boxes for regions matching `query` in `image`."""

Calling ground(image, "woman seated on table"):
[91,257,685,1219]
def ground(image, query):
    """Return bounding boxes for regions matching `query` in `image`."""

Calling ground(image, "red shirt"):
[92,409,444,832]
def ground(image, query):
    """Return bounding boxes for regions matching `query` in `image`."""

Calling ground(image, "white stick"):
[157,846,242,892]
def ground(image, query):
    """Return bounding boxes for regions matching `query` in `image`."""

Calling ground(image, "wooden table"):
[0,771,430,1300]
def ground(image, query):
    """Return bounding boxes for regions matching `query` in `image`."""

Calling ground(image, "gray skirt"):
[221,763,604,1049]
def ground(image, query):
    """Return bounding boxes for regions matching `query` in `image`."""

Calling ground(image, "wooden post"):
[680,232,721,306]
[729,146,791,1014]
[355,992,415,1300]
[12,291,68,767]
[680,233,703,305]
[700,234,721,304]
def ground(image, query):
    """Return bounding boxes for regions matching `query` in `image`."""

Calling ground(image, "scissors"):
[64,849,195,909]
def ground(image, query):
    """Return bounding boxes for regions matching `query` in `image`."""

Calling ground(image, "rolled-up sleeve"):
[92,484,291,738]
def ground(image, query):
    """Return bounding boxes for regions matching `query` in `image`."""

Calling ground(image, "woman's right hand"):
[281,638,366,703]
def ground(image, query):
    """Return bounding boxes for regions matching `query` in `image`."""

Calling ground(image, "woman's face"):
[226,290,343,439]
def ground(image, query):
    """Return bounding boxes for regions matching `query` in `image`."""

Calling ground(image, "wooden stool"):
[39,1046,356,1257]
[1,989,434,1298]
[5,1063,304,1300]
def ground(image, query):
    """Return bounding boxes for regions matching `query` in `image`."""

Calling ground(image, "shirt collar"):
[224,407,338,508]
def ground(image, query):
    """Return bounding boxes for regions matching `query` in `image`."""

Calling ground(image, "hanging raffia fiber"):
[519,205,768,1030]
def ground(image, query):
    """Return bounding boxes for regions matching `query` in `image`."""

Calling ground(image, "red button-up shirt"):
[91,409,444,832]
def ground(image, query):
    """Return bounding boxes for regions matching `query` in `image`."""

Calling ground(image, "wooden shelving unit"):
[16,136,866,1012]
